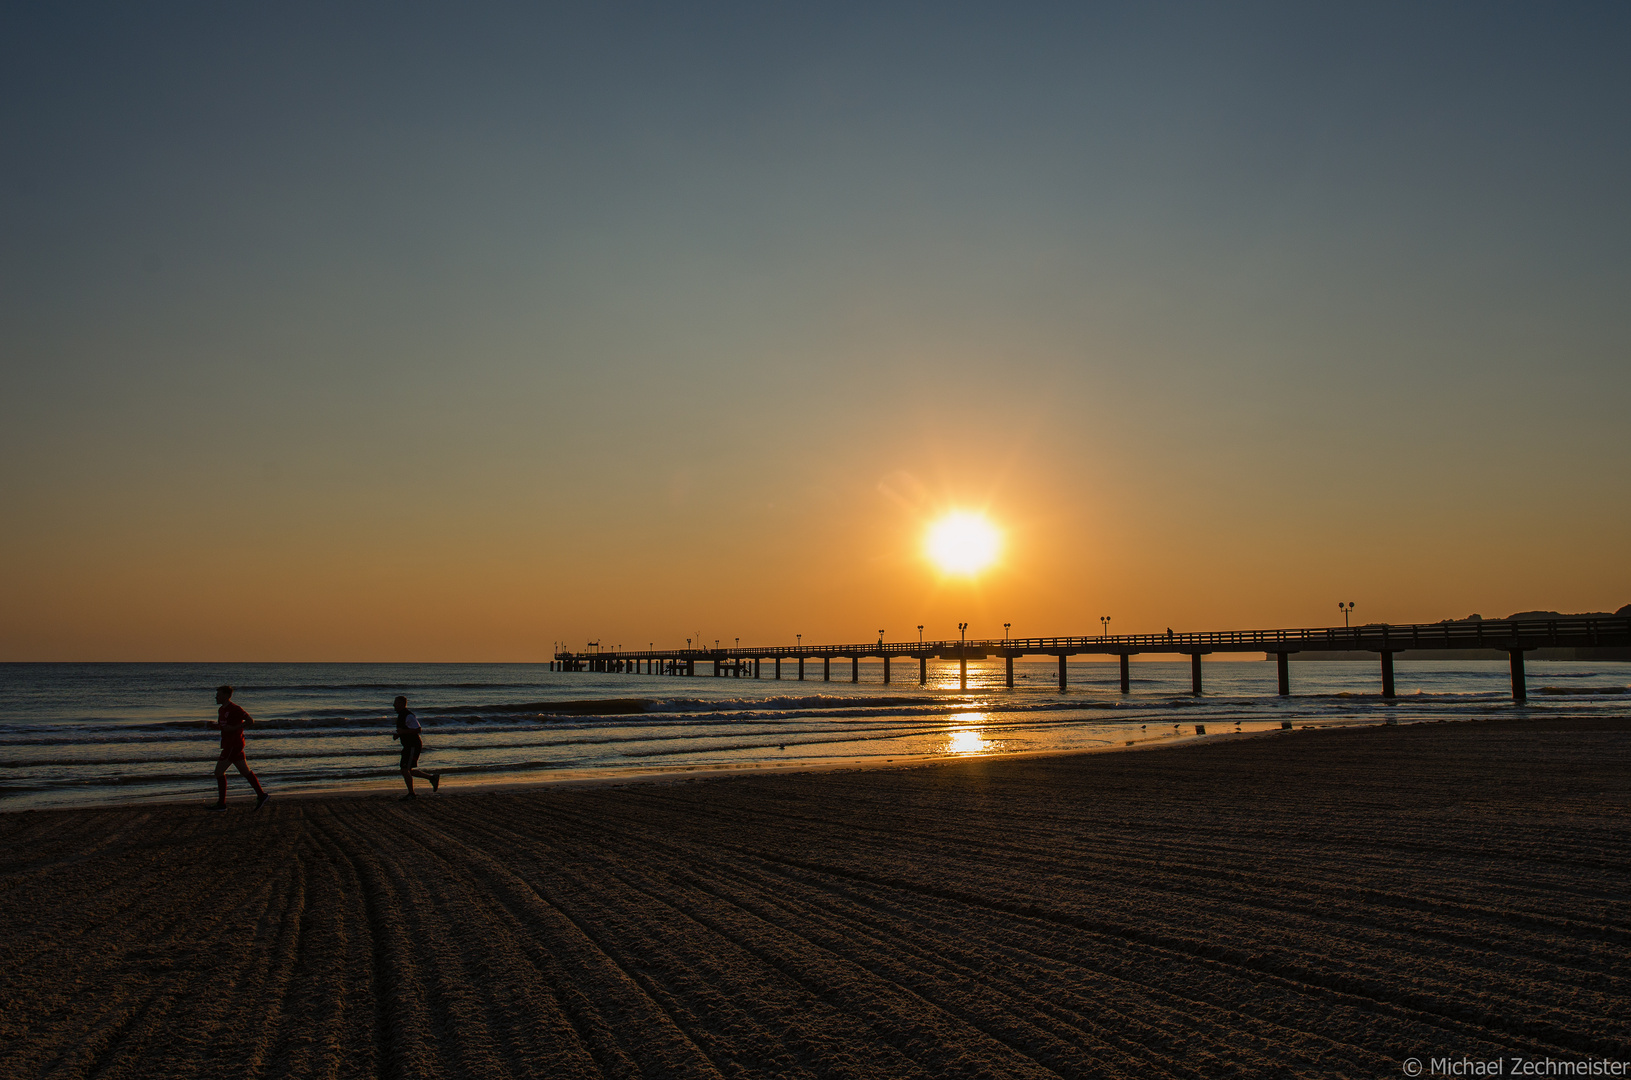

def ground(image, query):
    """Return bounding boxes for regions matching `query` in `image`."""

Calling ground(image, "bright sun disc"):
[925,512,1001,575]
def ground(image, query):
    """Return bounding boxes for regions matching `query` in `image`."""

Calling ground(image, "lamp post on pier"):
[1100,616,1111,638]
[958,622,969,690]
[1004,622,1011,641]
[1338,602,1355,627]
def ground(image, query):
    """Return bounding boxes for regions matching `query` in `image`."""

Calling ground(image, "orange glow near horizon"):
[925,512,1002,576]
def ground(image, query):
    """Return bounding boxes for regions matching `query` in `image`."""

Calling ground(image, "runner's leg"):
[214,756,230,804]
[400,739,417,794]
[232,757,266,796]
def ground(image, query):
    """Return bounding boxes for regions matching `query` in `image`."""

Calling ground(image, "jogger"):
[209,685,268,810]
[392,695,440,799]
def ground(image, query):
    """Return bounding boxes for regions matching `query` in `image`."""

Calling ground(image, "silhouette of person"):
[208,685,268,811]
[391,695,440,799]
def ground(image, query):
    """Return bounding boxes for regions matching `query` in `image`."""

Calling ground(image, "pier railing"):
[558,616,1631,663]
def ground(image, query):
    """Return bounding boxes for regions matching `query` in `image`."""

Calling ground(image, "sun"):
[925,512,1001,575]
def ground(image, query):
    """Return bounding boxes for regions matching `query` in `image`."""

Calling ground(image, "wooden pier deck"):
[554,616,1631,702]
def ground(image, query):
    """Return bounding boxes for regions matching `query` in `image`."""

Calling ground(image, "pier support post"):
[1191,653,1203,696]
[1120,654,1131,694]
[1006,655,1014,688]
[883,655,891,684]
[686,659,695,676]
[960,654,968,691]
[851,656,858,683]
[823,657,830,682]
[1509,649,1527,702]
[1381,651,1396,698]
[919,656,927,684]
[774,657,781,679]
[1058,654,1067,692]
[1277,652,1290,696]
[798,656,804,681]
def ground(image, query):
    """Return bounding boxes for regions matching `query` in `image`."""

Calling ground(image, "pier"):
[553,616,1631,703]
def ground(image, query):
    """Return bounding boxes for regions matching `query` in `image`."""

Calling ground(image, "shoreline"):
[15,717,1404,813]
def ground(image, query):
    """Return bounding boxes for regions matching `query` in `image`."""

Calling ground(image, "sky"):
[2,2,1628,661]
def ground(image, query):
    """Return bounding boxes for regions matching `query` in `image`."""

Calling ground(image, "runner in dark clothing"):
[392,695,441,799]
[208,685,269,811]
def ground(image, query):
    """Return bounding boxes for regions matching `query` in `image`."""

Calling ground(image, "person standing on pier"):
[391,695,441,799]
[207,685,269,811]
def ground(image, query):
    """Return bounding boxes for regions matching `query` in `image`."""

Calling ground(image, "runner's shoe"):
[400,792,416,800]
[210,803,227,812]
[430,773,440,792]
[255,793,270,811]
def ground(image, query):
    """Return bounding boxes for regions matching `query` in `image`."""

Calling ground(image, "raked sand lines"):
[2,717,1629,1079]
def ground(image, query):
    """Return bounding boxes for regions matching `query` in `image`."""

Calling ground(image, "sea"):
[2,658,1628,811]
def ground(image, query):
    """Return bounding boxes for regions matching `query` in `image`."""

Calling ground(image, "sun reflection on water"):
[946,716,992,755]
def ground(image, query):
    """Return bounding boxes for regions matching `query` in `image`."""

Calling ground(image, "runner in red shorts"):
[208,685,269,811]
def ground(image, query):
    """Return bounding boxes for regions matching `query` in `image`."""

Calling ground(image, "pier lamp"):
[1100,616,1111,638]
[1004,622,1011,641]
[1338,601,1355,627]
[796,634,802,649]
[918,625,924,643]
[878,629,884,646]
[958,622,968,646]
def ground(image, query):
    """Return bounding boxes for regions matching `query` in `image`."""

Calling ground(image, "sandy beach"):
[3,717,1628,1079]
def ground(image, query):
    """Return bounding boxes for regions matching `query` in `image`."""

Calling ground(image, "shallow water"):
[2,659,1628,810]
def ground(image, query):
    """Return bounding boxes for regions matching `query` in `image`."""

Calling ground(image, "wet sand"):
[3,717,1628,1079]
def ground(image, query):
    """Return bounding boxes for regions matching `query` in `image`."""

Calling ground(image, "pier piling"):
[1381,651,1396,698]
[1276,652,1290,696]
[1191,654,1203,696]
[1119,654,1131,694]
